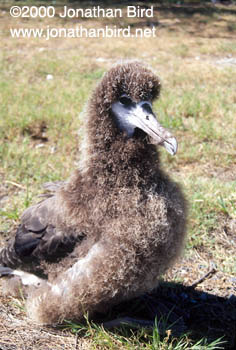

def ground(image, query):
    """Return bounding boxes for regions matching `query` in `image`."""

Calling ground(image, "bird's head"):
[90,61,177,155]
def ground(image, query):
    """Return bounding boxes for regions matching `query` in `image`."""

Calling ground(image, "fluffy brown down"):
[1,62,187,324]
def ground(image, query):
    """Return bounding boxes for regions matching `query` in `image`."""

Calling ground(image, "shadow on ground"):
[31,1,236,38]
[154,3,236,17]
[94,282,236,349]
[49,1,236,17]
[1,1,236,40]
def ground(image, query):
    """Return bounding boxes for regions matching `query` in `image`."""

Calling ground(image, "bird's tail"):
[0,266,14,277]
[0,238,22,269]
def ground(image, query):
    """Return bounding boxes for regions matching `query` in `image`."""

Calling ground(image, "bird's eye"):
[146,115,149,121]
[142,103,153,115]
[119,96,132,106]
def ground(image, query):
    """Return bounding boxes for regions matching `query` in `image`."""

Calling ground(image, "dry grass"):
[0,295,81,350]
[0,1,235,349]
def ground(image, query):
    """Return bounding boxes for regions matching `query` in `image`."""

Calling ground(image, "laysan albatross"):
[0,61,187,325]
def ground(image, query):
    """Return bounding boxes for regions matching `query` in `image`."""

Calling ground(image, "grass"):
[0,1,235,349]
[63,316,225,350]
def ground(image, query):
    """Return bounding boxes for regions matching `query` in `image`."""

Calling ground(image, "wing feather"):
[0,192,85,270]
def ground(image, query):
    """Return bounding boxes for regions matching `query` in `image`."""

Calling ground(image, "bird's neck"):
[62,112,161,216]
[80,123,160,188]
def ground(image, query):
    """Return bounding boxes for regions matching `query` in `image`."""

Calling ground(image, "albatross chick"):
[0,61,187,325]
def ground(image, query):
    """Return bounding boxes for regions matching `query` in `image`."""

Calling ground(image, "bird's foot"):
[102,315,186,337]
[102,317,154,329]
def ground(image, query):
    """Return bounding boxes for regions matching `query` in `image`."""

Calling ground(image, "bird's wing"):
[38,180,65,199]
[0,195,85,270]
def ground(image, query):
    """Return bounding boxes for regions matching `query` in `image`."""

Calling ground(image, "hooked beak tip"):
[163,137,178,155]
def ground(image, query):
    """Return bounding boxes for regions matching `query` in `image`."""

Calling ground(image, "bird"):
[0,61,187,325]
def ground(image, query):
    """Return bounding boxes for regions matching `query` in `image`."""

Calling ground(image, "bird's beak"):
[130,103,178,155]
